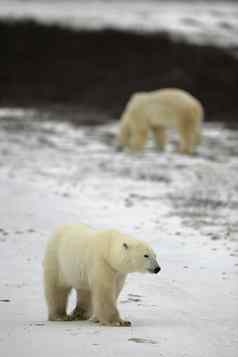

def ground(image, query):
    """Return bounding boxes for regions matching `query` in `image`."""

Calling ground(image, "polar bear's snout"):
[153,266,161,274]
[146,255,161,274]
[149,263,161,274]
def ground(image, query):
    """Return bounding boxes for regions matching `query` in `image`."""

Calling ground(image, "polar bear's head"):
[109,232,161,275]
[121,240,161,274]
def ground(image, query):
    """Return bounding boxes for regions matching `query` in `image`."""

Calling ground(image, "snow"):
[0,1,238,48]
[0,110,238,356]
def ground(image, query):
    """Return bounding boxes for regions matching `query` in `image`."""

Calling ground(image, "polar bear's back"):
[151,88,202,113]
[124,88,203,128]
[56,224,96,257]
[146,88,203,126]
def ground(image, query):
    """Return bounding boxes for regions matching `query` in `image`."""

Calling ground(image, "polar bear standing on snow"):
[118,88,204,154]
[43,224,160,326]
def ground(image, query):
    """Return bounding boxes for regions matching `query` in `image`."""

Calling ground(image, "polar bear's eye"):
[144,254,149,258]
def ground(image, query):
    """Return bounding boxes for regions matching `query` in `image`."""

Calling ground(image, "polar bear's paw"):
[90,315,100,323]
[100,319,131,327]
[48,313,72,322]
[90,315,131,326]
[69,306,89,321]
[117,319,131,327]
[105,320,131,327]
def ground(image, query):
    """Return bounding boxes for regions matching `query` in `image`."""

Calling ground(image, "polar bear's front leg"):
[92,284,131,327]
[118,121,131,148]
[115,274,127,301]
[176,117,198,155]
[128,127,149,152]
[152,126,167,150]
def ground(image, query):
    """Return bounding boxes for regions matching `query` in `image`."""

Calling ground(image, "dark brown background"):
[1,20,238,125]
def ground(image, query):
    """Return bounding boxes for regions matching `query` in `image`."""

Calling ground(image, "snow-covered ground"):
[0,110,238,356]
[1,1,238,48]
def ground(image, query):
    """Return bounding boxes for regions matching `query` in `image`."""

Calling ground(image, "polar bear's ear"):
[123,242,129,249]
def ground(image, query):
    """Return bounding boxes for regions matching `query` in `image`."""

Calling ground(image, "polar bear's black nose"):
[154,266,161,274]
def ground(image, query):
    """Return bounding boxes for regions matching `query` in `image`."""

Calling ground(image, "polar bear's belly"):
[59,256,91,290]
[147,104,178,128]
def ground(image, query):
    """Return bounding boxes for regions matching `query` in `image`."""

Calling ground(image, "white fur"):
[118,88,204,154]
[43,224,160,326]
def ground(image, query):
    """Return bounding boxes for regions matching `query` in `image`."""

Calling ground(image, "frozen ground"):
[1,1,238,49]
[0,109,238,357]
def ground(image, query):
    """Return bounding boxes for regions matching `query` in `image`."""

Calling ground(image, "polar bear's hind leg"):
[46,284,71,321]
[43,252,71,321]
[70,289,92,320]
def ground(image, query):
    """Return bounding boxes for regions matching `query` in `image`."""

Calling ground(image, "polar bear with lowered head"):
[43,224,160,326]
[118,88,204,154]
